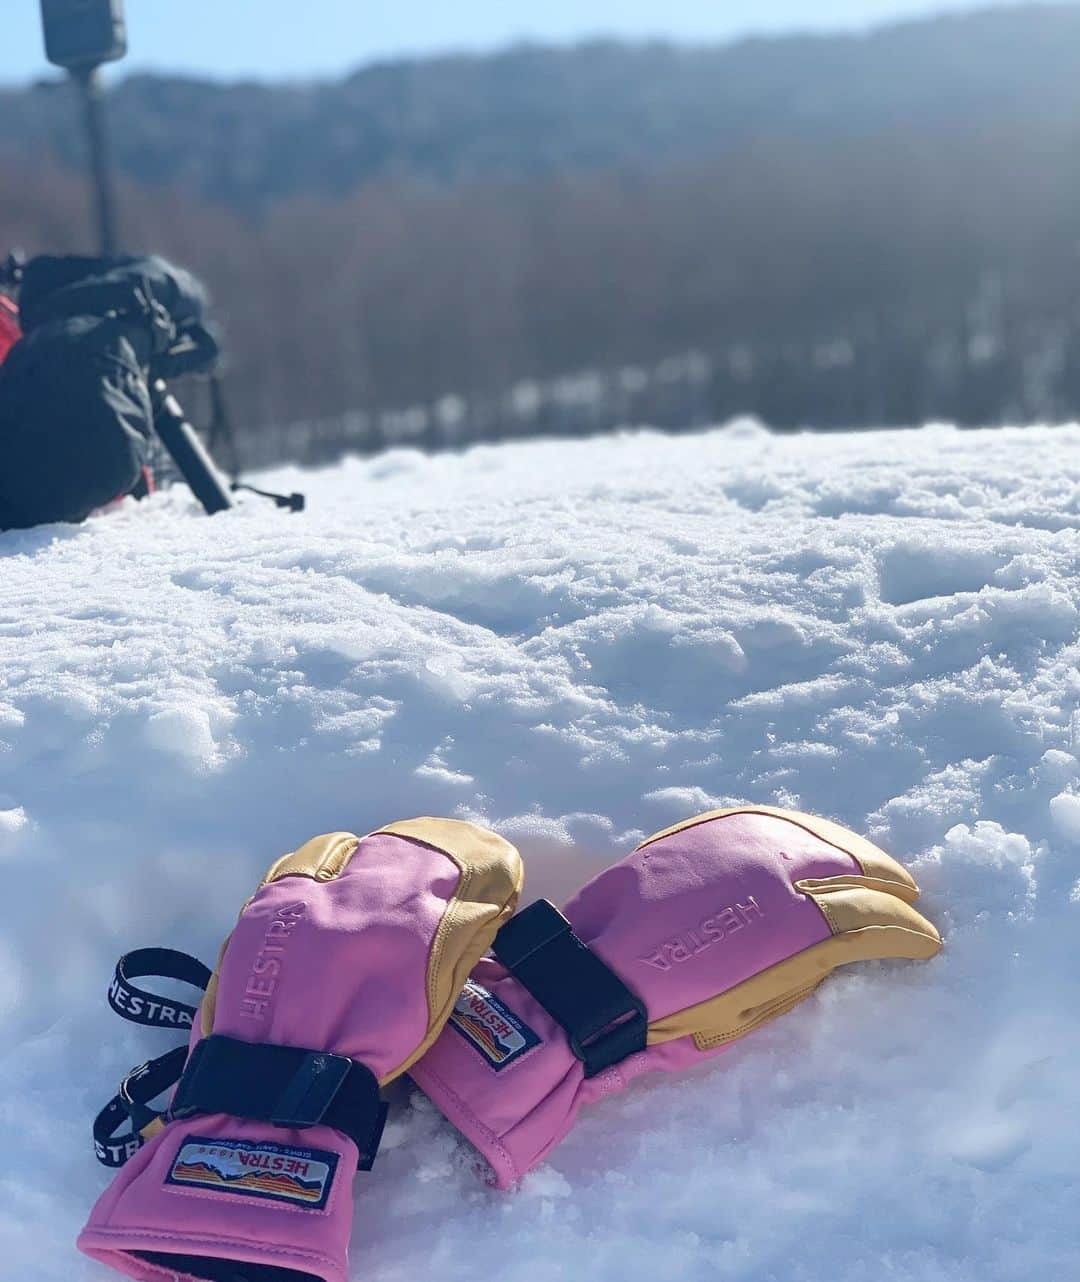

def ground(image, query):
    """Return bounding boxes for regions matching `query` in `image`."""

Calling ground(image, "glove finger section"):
[259,831,361,887]
[753,808,924,904]
[189,828,363,1049]
[572,809,865,1024]
[202,822,519,1088]
[648,884,942,1052]
[376,817,524,1079]
[637,805,922,902]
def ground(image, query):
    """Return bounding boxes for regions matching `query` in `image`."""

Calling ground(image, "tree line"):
[2,11,1080,456]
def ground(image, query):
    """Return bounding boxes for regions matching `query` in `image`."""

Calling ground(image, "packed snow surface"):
[2,421,1079,1281]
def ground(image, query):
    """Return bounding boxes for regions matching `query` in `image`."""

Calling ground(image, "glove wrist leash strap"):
[94,1046,190,1168]
[492,899,647,1078]
[95,952,387,1172]
[94,949,214,1167]
[108,947,212,1030]
[171,1034,388,1171]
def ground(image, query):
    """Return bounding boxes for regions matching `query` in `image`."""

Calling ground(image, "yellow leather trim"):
[260,832,361,886]
[646,881,941,1051]
[139,1116,166,1143]
[374,817,524,1083]
[199,937,228,1037]
[795,873,921,901]
[636,805,921,903]
[800,879,938,937]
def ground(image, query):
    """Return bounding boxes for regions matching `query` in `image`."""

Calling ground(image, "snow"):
[2,420,1079,1280]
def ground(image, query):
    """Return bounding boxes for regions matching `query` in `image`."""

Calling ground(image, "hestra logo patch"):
[166,1136,337,1210]
[449,980,540,1070]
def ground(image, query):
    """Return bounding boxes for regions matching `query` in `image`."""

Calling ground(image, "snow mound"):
[2,422,1078,1280]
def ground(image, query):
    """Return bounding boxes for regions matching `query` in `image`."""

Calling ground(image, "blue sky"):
[1,0,1024,84]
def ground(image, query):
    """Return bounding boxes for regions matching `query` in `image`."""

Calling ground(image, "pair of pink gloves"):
[79,807,941,1282]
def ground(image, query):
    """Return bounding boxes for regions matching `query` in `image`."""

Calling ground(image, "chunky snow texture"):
[2,421,1078,1281]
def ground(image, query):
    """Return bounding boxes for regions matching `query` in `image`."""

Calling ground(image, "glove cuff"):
[410,962,590,1187]
[409,1038,526,1188]
[78,1114,357,1282]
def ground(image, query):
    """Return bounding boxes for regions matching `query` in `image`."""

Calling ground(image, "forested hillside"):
[3,6,1080,447]
[4,7,1080,211]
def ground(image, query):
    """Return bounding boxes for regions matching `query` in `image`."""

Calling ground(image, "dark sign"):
[41,0,126,70]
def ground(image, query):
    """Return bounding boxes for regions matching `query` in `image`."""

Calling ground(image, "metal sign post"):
[74,65,118,254]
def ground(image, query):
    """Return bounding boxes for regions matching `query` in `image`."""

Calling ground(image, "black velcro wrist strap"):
[492,899,647,1078]
[170,1034,388,1171]
[94,1044,189,1167]
[108,948,212,1030]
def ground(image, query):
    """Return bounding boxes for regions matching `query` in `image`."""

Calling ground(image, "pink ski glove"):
[79,818,523,1282]
[410,805,941,1187]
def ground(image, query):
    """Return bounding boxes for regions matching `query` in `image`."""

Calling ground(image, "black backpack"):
[0,254,211,531]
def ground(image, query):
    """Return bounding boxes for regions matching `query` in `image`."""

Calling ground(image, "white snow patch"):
[1049,791,1080,844]
[0,805,28,834]
[1,422,1079,1280]
[143,705,220,764]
